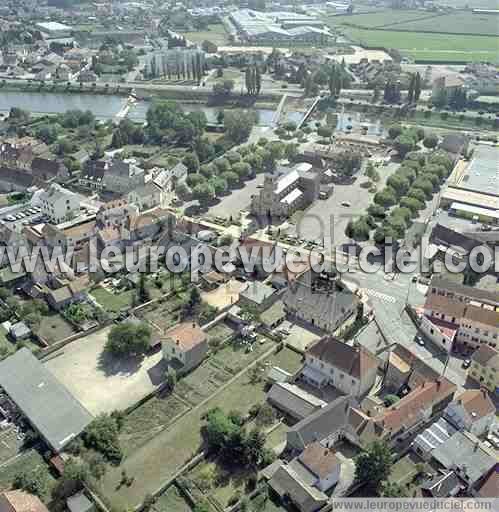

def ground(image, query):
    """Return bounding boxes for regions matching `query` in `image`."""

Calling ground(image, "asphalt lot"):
[206,173,265,219]
[296,161,400,247]
[45,326,165,415]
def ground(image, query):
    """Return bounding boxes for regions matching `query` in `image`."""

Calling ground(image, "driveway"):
[44,326,165,415]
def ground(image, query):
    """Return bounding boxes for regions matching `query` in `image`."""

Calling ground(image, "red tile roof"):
[164,322,206,351]
[0,491,49,512]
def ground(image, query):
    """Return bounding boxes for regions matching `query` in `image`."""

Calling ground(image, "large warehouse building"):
[0,348,93,453]
[229,9,334,44]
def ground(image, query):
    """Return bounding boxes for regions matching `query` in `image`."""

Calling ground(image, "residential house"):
[267,443,341,512]
[470,345,499,393]
[0,491,49,512]
[431,431,497,491]
[286,395,362,452]
[301,337,378,397]
[423,291,499,352]
[38,183,80,224]
[102,158,147,195]
[45,276,88,311]
[162,322,208,374]
[267,461,328,512]
[56,63,73,81]
[238,281,278,313]
[267,382,327,421]
[283,270,359,334]
[79,160,108,190]
[428,276,499,309]
[444,389,496,437]
[421,471,463,498]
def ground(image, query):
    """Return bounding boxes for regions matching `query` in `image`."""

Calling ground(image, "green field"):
[90,287,135,313]
[328,9,499,63]
[392,12,499,36]
[341,27,498,63]
[182,24,229,46]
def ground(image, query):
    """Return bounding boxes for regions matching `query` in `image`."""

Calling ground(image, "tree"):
[414,72,422,102]
[105,322,151,357]
[407,73,415,103]
[423,133,438,149]
[394,134,416,157]
[224,110,257,143]
[192,182,215,206]
[87,451,108,480]
[355,441,394,493]
[388,124,402,139]
[210,176,228,196]
[317,126,333,143]
[221,171,239,189]
[165,367,177,391]
[284,143,299,161]
[13,467,49,498]
[184,286,202,318]
[232,162,252,181]
[82,413,123,463]
[255,403,275,426]
[137,273,150,303]
[183,152,200,174]
[374,187,397,207]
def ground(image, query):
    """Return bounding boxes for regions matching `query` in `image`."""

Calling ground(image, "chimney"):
[176,339,180,345]
[192,321,196,328]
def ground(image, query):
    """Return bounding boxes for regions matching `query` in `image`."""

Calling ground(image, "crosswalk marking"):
[364,289,397,304]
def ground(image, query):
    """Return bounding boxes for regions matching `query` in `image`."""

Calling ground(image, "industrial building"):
[229,9,334,44]
[0,349,93,453]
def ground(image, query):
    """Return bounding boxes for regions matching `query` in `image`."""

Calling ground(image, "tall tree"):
[255,66,261,95]
[407,73,415,103]
[355,441,394,493]
[414,72,422,102]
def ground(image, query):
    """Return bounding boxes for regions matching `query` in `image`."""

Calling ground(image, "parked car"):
[462,359,471,369]
[341,201,351,207]
[416,335,425,346]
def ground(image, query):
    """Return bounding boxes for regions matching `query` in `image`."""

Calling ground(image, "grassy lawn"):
[389,454,420,486]
[33,312,76,345]
[98,347,302,509]
[264,422,288,453]
[90,287,135,313]
[186,459,254,509]
[140,298,184,331]
[0,449,57,503]
[120,393,190,458]
[181,24,229,46]
[205,322,234,342]
[327,9,433,29]
[154,484,193,512]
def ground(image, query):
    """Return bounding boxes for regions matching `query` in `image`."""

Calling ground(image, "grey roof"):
[67,493,94,512]
[267,382,326,420]
[288,395,354,448]
[10,322,31,339]
[431,431,496,485]
[421,471,463,498]
[412,417,458,454]
[430,275,499,306]
[269,464,327,512]
[0,348,93,452]
[283,281,358,325]
[261,300,286,327]
[240,281,275,305]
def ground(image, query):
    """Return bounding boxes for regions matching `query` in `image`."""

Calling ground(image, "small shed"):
[67,493,95,512]
[10,322,31,341]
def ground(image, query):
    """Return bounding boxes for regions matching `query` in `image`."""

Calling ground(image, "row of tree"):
[245,65,262,96]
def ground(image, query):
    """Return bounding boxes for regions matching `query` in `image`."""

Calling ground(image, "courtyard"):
[44,326,165,415]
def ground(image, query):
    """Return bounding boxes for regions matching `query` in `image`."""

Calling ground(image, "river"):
[0,90,127,119]
[0,90,306,127]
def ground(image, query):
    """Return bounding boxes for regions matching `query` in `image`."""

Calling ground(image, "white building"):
[38,183,80,224]
[301,337,378,398]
